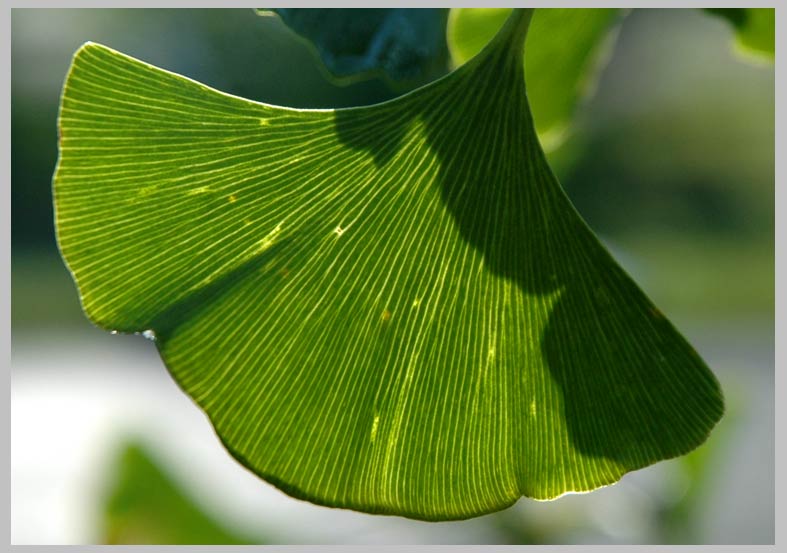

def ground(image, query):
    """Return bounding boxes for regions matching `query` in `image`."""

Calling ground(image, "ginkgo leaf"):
[54,9,723,521]
[259,8,451,88]
[447,8,624,150]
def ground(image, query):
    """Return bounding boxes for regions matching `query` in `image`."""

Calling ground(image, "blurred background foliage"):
[11,8,773,544]
[102,441,260,545]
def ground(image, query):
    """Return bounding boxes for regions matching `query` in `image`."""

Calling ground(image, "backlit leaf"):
[54,10,723,520]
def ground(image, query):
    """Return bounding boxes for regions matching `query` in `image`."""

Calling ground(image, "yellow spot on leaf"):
[370,414,380,442]
[187,186,210,196]
[488,329,497,362]
[257,222,283,253]
[228,194,237,203]
[381,309,391,322]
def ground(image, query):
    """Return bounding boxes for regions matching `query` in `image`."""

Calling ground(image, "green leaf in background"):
[704,8,775,59]
[260,8,451,88]
[447,8,623,151]
[102,441,258,544]
[55,10,723,520]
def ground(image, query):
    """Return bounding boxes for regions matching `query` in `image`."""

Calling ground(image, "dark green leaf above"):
[55,9,723,520]
[260,8,451,88]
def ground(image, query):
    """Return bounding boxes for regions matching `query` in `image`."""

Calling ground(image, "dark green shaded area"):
[446,8,623,149]
[337,9,723,475]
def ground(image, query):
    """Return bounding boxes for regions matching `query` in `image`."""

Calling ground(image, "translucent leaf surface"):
[54,10,723,520]
[447,8,623,150]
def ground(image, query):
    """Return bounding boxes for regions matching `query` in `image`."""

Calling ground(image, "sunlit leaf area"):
[12,8,773,544]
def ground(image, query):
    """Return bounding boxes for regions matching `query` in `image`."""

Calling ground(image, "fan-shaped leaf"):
[54,10,723,520]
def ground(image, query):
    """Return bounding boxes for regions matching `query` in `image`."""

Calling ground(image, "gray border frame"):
[4,1,780,550]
